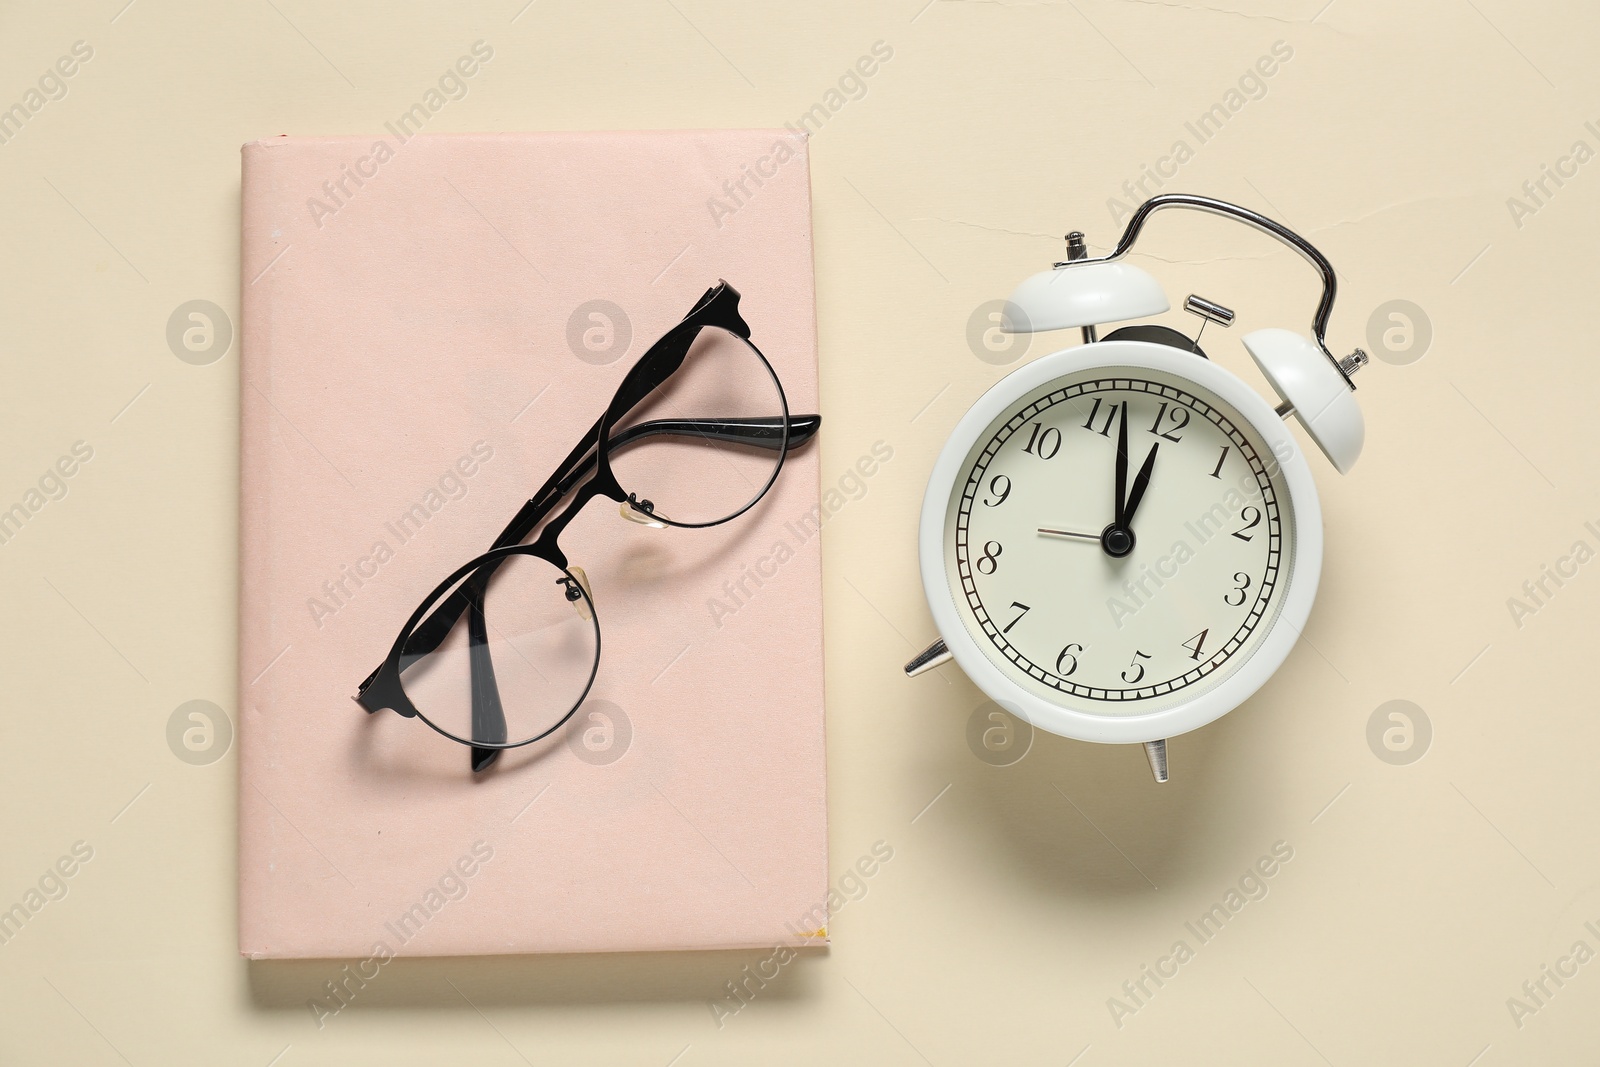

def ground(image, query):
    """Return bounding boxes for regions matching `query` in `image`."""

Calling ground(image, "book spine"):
[237,140,280,959]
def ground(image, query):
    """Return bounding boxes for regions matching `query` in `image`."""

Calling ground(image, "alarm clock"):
[905,193,1371,783]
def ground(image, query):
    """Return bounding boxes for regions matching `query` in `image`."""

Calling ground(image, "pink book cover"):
[237,130,827,958]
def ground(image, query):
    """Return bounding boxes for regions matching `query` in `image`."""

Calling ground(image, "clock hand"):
[1122,443,1160,527]
[1038,527,1100,541]
[1113,400,1129,530]
[1099,400,1146,560]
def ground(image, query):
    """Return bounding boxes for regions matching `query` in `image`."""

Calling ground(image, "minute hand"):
[1113,401,1130,527]
[1122,443,1160,527]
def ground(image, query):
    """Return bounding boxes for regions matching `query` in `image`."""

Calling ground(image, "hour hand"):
[1123,443,1160,527]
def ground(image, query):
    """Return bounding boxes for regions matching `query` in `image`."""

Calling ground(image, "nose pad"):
[559,566,594,621]
[620,496,666,529]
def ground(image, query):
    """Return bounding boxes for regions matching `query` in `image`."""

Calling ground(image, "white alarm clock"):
[906,194,1371,782]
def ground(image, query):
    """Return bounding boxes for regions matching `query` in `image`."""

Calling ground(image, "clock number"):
[975,541,1003,575]
[1080,397,1116,437]
[1055,643,1084,677]
[1182,628,1209,661]
[1209,445,1229,479]
[1021,422,1062,459]
[1121,650,1151,684]
[983,474,1011,507]
[1224,571,1251,606]
[1232,506,1262,542]
[1148,401,1190,443]
[1002,601,1031,634]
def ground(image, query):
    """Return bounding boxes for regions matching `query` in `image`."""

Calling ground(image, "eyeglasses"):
[355,281,820,771]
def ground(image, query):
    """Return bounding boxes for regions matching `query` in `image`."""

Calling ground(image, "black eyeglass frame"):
[353,281,819,770]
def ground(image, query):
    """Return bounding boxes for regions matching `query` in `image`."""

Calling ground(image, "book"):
[238,129,826,958]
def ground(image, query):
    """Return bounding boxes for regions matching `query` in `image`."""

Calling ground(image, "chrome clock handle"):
[1064,193,1358,388]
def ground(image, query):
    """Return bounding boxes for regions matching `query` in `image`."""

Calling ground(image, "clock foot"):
[904,638,952,678]
[1143,739,1169,783]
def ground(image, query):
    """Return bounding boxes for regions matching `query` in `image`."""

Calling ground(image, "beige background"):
[1,0,1596,1063]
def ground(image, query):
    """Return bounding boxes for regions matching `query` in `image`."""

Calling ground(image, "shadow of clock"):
[935,683,1297,902]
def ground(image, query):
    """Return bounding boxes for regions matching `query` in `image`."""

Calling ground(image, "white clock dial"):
[943,366,1297,717]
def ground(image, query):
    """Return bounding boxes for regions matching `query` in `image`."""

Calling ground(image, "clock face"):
[943,366,1297,717]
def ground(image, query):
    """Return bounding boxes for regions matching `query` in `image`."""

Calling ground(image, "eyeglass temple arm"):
[603,289,753,425]
[391,413,821,667]
[492,414,818,558]
[487,413,819,571]
[481,414,819,563]
[466,601,507,772]
[542,414,820,508]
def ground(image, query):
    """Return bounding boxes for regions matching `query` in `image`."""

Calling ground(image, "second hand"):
[1038,527,1099,541]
